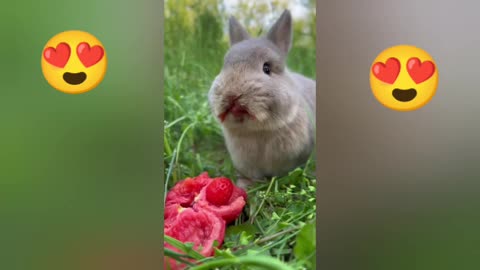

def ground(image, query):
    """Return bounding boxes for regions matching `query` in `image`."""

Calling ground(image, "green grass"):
[164,2,316,269]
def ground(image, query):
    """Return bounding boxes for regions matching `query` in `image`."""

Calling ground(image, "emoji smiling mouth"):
[63,72,87,85]
[392,88,417,102]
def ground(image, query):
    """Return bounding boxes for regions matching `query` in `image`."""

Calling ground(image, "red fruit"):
[195,194,246,224]
[231,185,248,202]
[195,178,247,223]
[205,178,234,206]
[164,208,226,270]
[166,173,212,208]
[165,208,225,256]
[163,172,248,269]
[164,208,225,270]
[164,204,183,230]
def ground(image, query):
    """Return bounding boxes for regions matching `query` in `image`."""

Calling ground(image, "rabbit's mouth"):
[219,100,255,123]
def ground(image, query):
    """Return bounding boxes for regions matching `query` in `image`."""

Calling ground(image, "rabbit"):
[208,10,316,189]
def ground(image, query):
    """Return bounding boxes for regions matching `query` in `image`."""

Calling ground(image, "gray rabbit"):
[208,10,316,188]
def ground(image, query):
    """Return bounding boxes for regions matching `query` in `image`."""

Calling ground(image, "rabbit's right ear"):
[266,10,292,55]
[229,16,250,46]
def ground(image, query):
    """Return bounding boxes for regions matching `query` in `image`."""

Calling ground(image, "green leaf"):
[224,223,259,247]
[294,222,316,269]
[288,201,306,213]
[246,247,270,257]
[164,235,204,260]
[239,231,252,245]
[214,248,236,258]
[288,167,304,178]
[225,223,258,238]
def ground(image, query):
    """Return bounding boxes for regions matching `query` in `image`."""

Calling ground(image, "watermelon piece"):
[164,172,247,269]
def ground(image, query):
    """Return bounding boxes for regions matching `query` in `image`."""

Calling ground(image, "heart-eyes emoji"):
[370,45,438,111]
[41,30,107,94]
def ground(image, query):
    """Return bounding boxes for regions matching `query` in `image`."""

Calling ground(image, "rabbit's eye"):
[263,63,271,75]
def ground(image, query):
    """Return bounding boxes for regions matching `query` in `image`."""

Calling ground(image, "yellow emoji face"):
[41,30,107,94]
[370,45,438,111]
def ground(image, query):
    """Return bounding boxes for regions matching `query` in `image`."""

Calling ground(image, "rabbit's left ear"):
[229,16,250,46]
[267,10,293,55]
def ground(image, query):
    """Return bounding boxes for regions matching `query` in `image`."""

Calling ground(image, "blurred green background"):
[0,1,163,269]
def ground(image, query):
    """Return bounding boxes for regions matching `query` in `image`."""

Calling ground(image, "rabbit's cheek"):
[249,107,269,122]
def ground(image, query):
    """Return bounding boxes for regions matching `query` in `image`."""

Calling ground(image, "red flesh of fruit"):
[164,172,247,270]
[206,178,234,206]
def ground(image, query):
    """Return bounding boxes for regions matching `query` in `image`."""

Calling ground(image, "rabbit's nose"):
[226,94,241,102]
[225,95,249,117]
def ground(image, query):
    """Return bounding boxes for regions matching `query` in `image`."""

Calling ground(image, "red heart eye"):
[77,42,104,67]
[43,42,71,68]
[372,57,401,84]
[407,57,435,84]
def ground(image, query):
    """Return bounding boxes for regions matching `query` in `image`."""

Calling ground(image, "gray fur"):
[267,10,293,55]
[208,10,316,188]
[229,16,250,46]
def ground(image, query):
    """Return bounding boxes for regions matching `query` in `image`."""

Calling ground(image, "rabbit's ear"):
[267,10,293,55]
[229,16,250,46]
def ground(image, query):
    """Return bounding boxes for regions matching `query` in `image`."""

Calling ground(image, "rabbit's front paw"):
[236,177,256,190]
